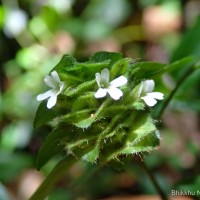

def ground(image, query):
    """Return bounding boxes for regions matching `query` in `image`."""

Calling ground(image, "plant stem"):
[139,159,168,200]
[156,66,195,119]
[29,155,77,200]
[144,65,196,199]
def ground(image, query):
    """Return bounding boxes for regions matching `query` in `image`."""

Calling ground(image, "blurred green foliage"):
[1,0,200,199]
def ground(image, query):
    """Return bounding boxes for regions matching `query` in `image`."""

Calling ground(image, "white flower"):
[37,71,64,109]
[95,68,127,100]
[139,80,164,107]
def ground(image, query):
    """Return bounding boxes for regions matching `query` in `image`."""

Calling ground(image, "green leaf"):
[65,80,96,97]
[62,109,95,127]
[90,51,123,66]
[129,58,194,81]
[129,61,166,79]
[130,114,156,136]
[66,61,109,72]
[164,56,194,73]
[97,113,159,162]
[171,16,200,62]
[60,72,83,84]
[121,113,158,154]
[109,130,159,157]
[34,101,58,128]
[102,105,130,117]
[110,58,129,79]
[119,146,154,155]
[36,124,75,169]
[53,54,77,73]
[74,117,95,128]
[34,97,72,128]
[82,148,99,162]
[71,93,97,111]
[65,61,110,81]
[132,101,145,110]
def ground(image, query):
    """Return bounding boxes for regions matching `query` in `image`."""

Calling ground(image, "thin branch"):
[138,158,168,200]
[156,66,195,119]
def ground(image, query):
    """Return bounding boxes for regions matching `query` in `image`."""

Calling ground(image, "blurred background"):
[0,0,200,199]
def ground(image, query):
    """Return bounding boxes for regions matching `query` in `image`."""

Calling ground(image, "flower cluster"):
[37,69,164,108]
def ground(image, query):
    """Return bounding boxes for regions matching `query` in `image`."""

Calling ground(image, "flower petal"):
[47,94,57,109]
[147,92,164,100]
[101,68,109,84]
[95,88,107,98]
[51,71,61,83]
[141,96,157,107]
[95,73,101,87]
[143,80,155,93]
[37,90,53,101]
[108,87,123,100]
[58,82,65,94]
[110,76,127,87]
[44,75,57,89]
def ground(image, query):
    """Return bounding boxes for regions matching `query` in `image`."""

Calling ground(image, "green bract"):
[34,52,163,169]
